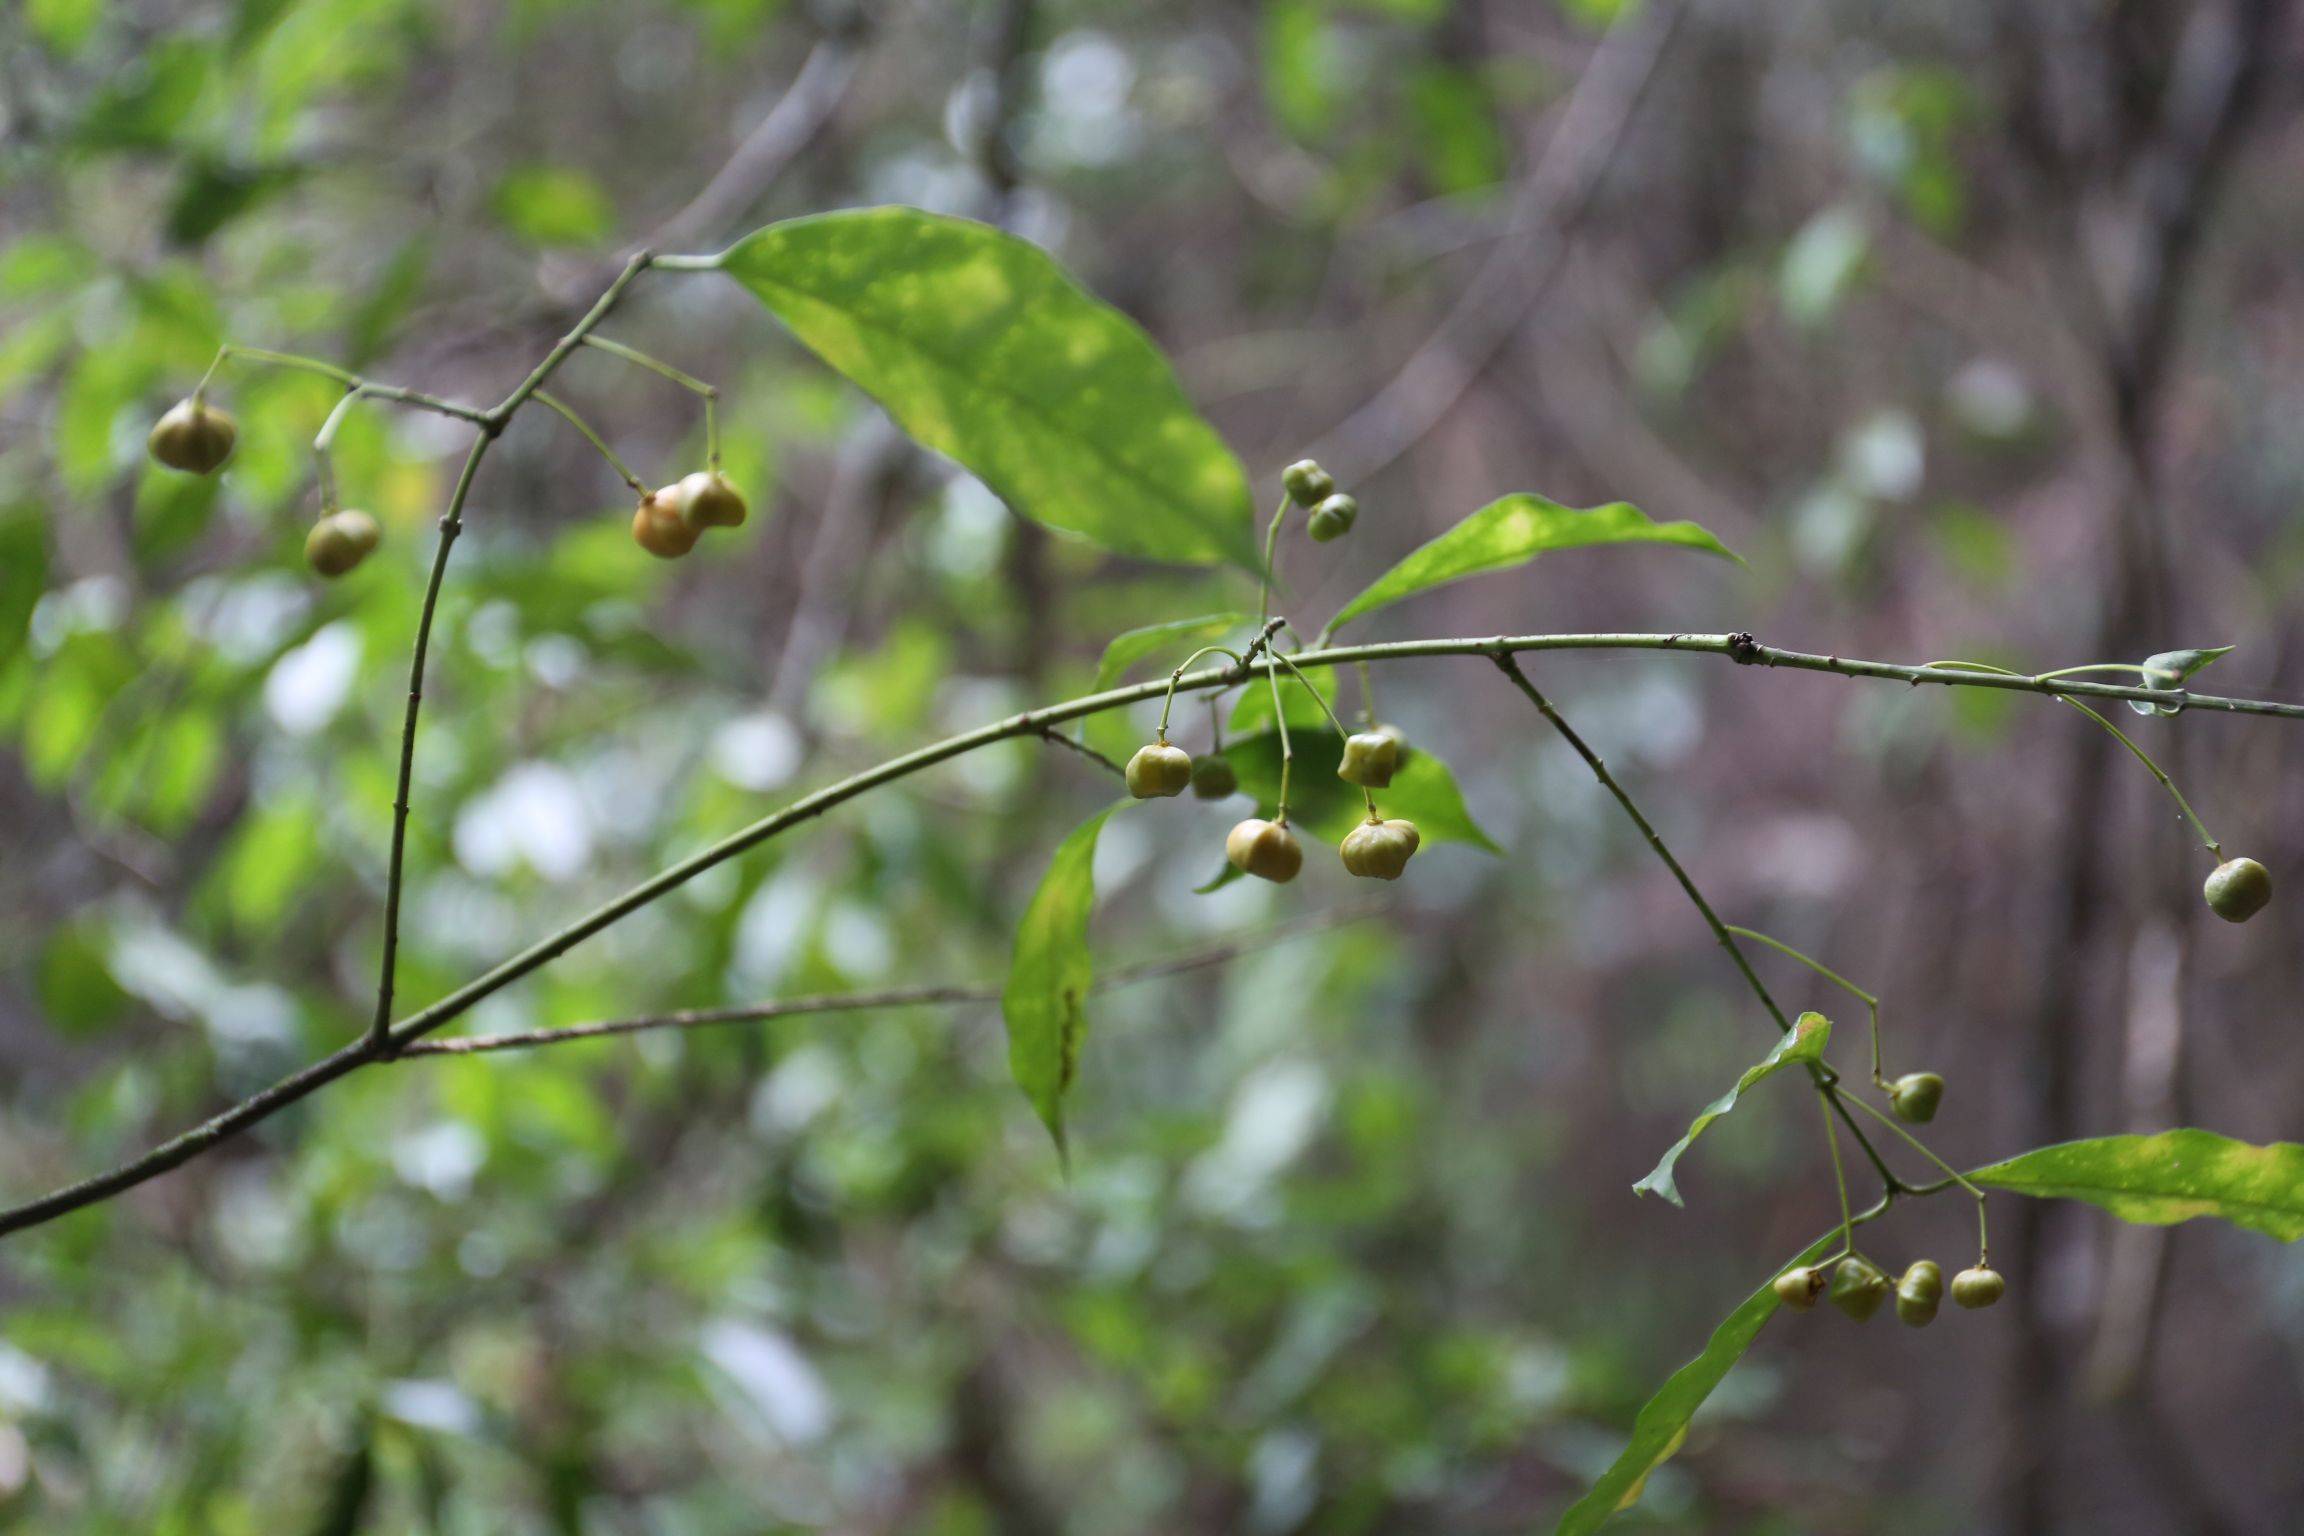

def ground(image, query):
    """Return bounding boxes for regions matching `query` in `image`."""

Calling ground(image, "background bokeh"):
[5,1,2304,1530]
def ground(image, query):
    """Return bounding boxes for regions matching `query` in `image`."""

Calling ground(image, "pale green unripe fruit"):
[304,510,381,578]
[675,469,747,530]
[1950,1266,2005,1309]
[1773,1265,1826,1311]
[1336,730,1399,788]
[1895,1260,1942,1327]
[1339,817,1419,880]
[1125,742,1193,799]
[1190,754,1238,799]
[2204,857,2271,923]
[148,398,237,474]
[1307,492,1358,543]
[1281,459,1334,507]
[632,488,698,558]
[1828,1256,1891,1321]
[1226,818,1302,883]
[1890,1071,1945,1124]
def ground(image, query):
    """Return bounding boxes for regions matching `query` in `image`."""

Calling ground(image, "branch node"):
[1726,631,1761,665]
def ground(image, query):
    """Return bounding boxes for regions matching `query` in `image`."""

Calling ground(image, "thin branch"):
[1491,654,1903,1192]
[10,626,2301,1237]
[400,909,1375,1058]
[368,252,660,1054]
[1034,724,1125,778]
[366,432,490,1050]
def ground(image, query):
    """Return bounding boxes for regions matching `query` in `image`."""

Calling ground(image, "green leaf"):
[1002,803,1123,1158]
[716,208,1256,569]
[1326,494,1738,634]
[1093,612,1251,694]
[1634,1012,1831,1208]
[1971,1130,2304,1243]
[1556,1229,1839,1534]
[1223,728,1498,852]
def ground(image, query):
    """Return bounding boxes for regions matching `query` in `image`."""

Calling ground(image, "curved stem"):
[1266,655,1294,821]
[1157,646,1244,740]
[206,345,492,425]
[1256,492,1291,623]
[1274,651,1375,816]
[579,335,720,466]
[367,432,491,1050]
[1727,925,1886,1087]
[534,390,645,492]
[2033,663,2149,682]
[1842,1089,1991,1265]
[1356,659,1378,729]
[1934,659,2221,857]
[1819,1087,1855,1261]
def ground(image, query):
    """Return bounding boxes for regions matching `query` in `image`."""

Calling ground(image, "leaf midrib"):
[733,256,1247,561]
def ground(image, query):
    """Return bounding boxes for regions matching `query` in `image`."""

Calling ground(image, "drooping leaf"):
[1093,613,1251,694]
[1971,1130,2304,1243]
[1223,727,1498,852]
[1326,494,1738,634]
[1555,1229,1838,1534]
[1634,1012,1832,1208]
[2130,646,2235,717]
[1002,803,1123,1159]
[717,208,1257,569]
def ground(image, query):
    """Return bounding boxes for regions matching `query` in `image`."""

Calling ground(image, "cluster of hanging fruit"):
[1774,1254,2003,1324]
[1127,719,1420,885]
[1121,459,1423,885]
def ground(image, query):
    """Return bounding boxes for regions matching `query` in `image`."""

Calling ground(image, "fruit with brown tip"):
[1773,1265,1827,1311]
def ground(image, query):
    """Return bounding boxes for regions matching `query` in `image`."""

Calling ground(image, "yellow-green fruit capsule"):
[1281,459,1334,507]
[304,510,381,578]
[1226,818,1303,883]
[675,469,748,530]
[1950,1266,2005,1309]
[1828,1256,1892,1321]
[148,398,237,474]
[1336,730,1399,788]
[1773,1265,1827,1311]
[1307,492,1358,543]
[1339,817,1420,880]
[2203,857,2271,923]
[1125,742,1193,799]
[1890,1072,1946,1123]
[1190,754,1238,800]
[1895,1260,1943,1327]
[632,489,699,558]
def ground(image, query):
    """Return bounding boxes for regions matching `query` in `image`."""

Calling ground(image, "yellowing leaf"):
[1972,1129,2304,1242]
[717,208,1256,569]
